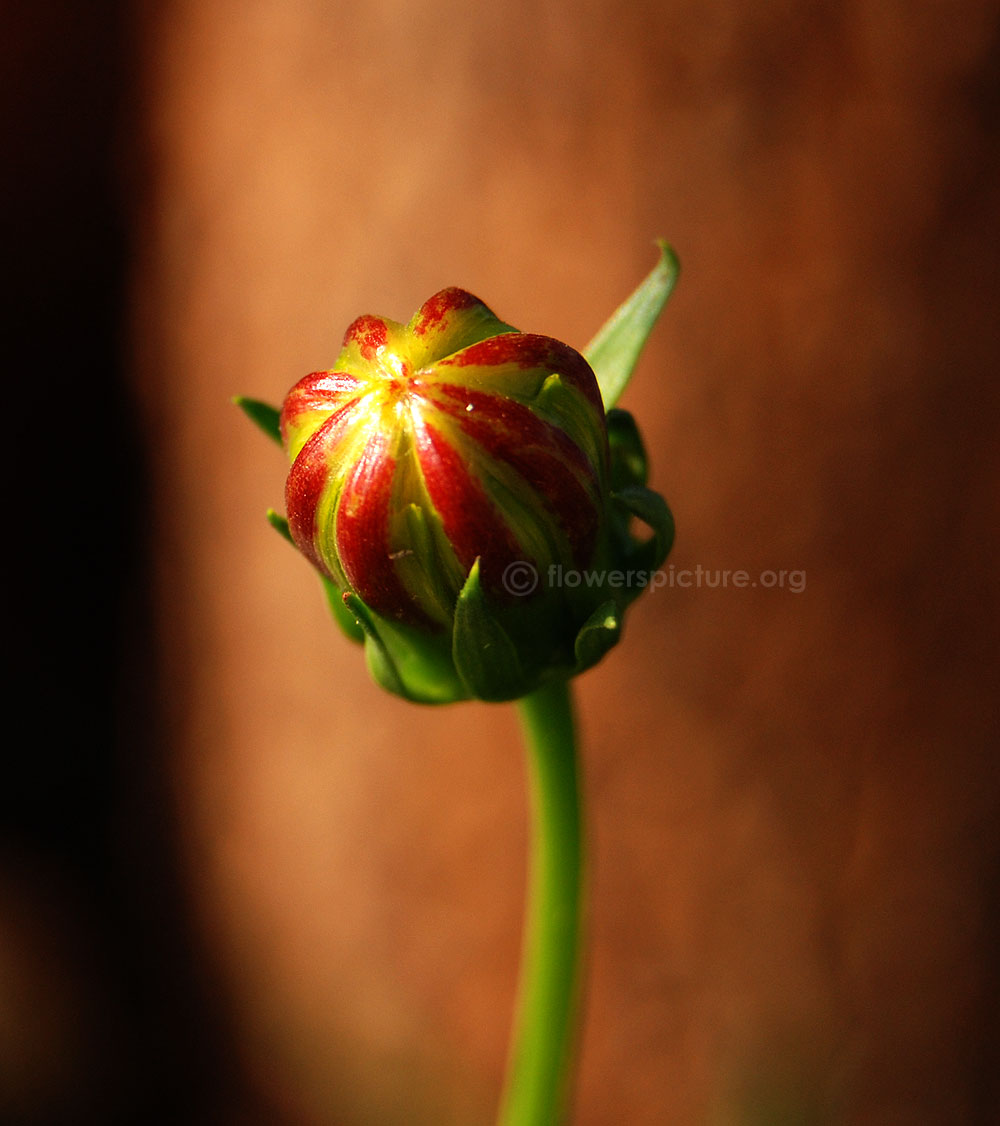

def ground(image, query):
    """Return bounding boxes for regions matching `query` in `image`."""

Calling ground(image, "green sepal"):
[321,577,365,644]
[614,485,676,575]
[605,408,649,490]
[583,239,680,409]
[402,503,455,625]
[344,593,467,704]
[266,508,293,543]
[453,560,528,702]
[342,593,411,700]
[234,396,283,446]
[573,599,622,672]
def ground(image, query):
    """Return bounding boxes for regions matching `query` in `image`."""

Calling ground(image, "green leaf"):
[583,240,680,409]
[234,396,283,446]
[453,560,528,702]
[573,600,622,672]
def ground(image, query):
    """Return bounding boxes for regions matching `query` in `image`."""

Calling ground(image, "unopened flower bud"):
[267,271,675,703]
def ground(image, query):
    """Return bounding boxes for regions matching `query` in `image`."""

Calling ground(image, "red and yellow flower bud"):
[261,270,675,703]
[281,288,607,640]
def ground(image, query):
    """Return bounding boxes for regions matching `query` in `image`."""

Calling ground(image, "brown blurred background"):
[5,0,1000,1123]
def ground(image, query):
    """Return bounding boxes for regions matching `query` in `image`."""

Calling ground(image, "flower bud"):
[275,284,673,703]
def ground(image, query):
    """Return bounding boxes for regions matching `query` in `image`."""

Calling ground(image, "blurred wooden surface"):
[7,0,1000,1123]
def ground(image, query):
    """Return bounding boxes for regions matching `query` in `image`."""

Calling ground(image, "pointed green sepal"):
[266,508,294,543]
[403,502,434,559]
[583,239,680,409]
[605,408,649,490]
[235,396,283,446]
[344,593,467,704]
[342,592,411,700]
[615,485,676,575]
[400,503,455,624]
[453,560,528,702]
[573,600,623,672]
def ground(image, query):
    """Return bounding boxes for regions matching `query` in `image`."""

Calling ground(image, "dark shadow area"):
[2,4,246,1122]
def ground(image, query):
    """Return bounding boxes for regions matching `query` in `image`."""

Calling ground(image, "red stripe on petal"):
[285,399,367,572]
[336,430,428,626]
[431,388,600,565]
[432,385,595,478]
[410,288,484,337]
[407,288,517,369]
[280,370,364,443]
[285,441,336,575]
[415,419,524,592]
[440,333,603,413]
[343,314,388,361]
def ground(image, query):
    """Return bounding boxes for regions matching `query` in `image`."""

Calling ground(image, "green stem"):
[499,677,583,1126]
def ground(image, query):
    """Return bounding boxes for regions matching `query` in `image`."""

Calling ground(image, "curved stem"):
[499,677,583,1126]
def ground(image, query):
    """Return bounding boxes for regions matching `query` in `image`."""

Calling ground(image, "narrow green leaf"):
[265,508,293,543]
[583,240,680,409]
[234,396,283,446]
[453,560,527,702]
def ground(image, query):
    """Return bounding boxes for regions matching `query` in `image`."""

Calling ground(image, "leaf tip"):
[235,395,283,446]
[653,238,680,279]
